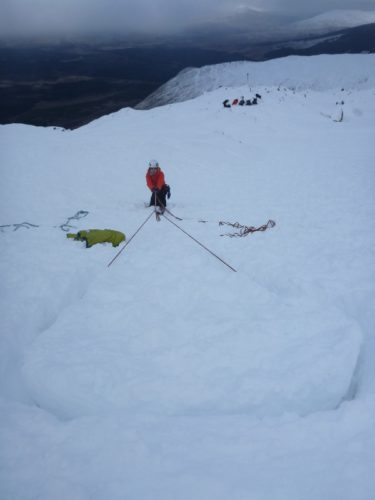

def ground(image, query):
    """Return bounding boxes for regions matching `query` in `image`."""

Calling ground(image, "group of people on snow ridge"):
[146,159,171,213]
[223,94,262,108]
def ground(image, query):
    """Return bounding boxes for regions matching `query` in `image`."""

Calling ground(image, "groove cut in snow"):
[22,274,362,419]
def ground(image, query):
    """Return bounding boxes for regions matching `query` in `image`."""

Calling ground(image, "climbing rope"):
[0,210,89,233]
[219,219,276,237]
[153,196,275,236]
[162,213,237,272]
[107,210,155,268]
[0,222,39,232]
[58,210,89,232]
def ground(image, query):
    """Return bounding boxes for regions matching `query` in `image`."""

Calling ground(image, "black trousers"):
[149,184,170,207]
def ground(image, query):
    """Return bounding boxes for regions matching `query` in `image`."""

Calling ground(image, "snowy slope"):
[290,9,375,35]
[1,55,375,500]
[136,54,375,109]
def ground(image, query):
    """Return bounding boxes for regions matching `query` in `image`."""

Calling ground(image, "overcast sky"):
[2,0,375,39]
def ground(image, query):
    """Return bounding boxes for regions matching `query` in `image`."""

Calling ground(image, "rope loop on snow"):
[0,210,89,233]
[58,210,89,232]
[0,222,40,232]
[219,219,276,237]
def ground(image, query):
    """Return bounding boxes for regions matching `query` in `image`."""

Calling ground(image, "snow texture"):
[1,54,375,500]
[290,9,375,35]
[136,54,375,109]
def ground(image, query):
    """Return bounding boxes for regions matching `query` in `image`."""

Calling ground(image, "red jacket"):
[146,167,165,191]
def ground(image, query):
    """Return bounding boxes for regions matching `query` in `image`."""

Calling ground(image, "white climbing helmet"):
[149,159,159,168]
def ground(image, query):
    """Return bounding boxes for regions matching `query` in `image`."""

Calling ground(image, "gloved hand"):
[167,189,171,199]
[152,188,159,193]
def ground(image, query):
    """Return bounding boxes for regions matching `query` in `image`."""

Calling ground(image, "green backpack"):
[67,229,125,248]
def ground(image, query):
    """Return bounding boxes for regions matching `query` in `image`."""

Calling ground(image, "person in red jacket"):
[146,159,171,210]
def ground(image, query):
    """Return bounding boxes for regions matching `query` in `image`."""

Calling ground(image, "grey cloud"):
[251,0,375,15]
[2,0,235,37]
[1,0,375,39]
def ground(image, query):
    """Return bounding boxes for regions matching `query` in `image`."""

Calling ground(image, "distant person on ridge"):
[146,159,171,211]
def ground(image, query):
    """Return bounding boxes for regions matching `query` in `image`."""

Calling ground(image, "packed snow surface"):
[1,54,375,500]
[136,54,375,109]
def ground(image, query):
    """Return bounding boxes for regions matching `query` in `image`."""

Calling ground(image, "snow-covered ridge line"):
[290,9,375,34]
[137,54,375,110]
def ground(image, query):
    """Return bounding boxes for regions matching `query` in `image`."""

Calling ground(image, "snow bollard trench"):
[21,263,363,420]
[0,228,98,403]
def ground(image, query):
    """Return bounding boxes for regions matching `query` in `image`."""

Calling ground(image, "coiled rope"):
[219,219,276,237]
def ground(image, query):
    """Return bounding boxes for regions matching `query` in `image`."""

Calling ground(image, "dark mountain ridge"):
[264,22,375,59]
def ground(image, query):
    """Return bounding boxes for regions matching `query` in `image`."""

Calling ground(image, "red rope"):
[219,219,276,237]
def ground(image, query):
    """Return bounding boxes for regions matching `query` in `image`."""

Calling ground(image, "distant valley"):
[1,22,374,129]
[0,45,246,129]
